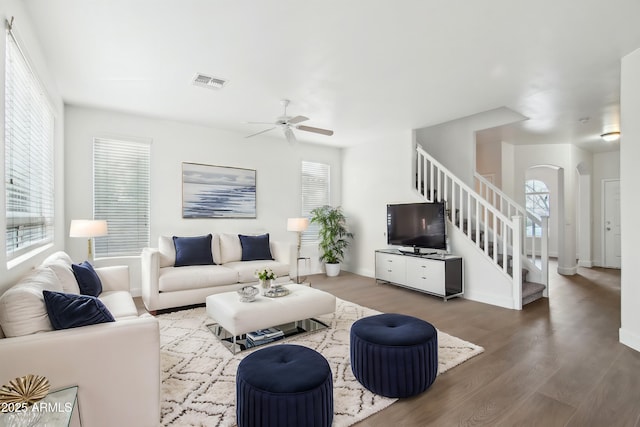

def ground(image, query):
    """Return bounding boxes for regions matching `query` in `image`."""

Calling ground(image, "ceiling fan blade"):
[283,126,297,144]
[296,125,334,136]
[288,115,309,125]
[247,121,276,125]
[245,127,277,138]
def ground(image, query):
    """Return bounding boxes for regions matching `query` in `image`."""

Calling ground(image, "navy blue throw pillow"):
[173,234,214,267]
[71,261,103,297]
[43,290,115,330]
[239,234,274,261]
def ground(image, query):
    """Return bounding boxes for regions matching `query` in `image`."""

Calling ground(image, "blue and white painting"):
[182,163,256,218]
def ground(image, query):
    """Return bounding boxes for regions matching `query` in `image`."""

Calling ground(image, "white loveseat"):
[141,233,292,312]
[0,252,160,427]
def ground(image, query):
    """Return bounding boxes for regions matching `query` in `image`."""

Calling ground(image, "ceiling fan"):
[246,99,334,143]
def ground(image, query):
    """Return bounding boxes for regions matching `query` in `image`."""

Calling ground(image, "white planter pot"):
[325,263,341,277]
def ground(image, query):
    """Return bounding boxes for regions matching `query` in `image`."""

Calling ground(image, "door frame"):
[601,178,621,268]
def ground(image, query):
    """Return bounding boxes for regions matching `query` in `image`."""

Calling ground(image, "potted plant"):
[309,205,354,277]
[255,267,277,293]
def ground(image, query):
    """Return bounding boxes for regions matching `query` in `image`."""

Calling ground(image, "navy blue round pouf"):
[236,344,333,427]
[350,313,438,398]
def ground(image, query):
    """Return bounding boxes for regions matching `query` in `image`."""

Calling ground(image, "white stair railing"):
[474,173,548,289]
[416,145,524,309]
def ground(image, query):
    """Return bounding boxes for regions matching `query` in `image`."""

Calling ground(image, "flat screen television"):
[387,202,447,253]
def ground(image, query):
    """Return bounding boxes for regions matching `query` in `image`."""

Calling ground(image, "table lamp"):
[287,218,309,284]
[69,219,108,260]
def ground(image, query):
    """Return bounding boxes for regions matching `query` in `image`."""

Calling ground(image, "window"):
[5,31,54,260]
[525,179,549,237]
[93,138,150,257]
[301,161,330,243]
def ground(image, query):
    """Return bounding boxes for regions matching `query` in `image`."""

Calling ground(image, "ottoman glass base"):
[207,317,328,354]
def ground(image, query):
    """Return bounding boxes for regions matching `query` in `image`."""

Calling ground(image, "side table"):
[0,385,79,427]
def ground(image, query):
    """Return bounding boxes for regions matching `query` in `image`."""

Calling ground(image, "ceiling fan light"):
[283,126,296,144]
[600,131,620,142]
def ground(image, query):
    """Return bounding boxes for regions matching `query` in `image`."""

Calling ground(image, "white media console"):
[375,249,464,300]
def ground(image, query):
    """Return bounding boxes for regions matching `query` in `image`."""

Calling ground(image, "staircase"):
[474,173,549,302]
[416,144,548,309]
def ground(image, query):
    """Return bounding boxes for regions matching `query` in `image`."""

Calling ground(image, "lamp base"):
[295,257,310,285]
[87,239,92,261]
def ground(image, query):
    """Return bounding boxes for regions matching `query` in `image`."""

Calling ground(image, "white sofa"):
[142,233,292,312]
[0,252,160,427]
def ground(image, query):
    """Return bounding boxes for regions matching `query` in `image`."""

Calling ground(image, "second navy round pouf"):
[350,313,438,398]
[236,344,333,427]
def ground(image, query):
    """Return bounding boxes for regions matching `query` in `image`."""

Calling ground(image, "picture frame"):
[182,162,256,218]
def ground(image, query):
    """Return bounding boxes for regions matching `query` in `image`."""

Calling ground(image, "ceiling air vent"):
[192,73,227,90]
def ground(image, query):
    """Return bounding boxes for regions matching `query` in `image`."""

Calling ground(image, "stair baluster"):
[474,172,549,289]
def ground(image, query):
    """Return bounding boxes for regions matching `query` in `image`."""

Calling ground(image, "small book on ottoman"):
[247,328,284,341]
[246,334,285,348]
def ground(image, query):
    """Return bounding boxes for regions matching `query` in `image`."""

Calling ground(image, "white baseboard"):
[463,290,515,310]
[578,260,593,268]
[620,328,640,353]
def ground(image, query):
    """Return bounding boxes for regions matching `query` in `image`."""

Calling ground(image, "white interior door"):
[603,179,621,269]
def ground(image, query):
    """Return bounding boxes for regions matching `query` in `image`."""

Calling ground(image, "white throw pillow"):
[211,234,222,265]
[41,251,73,268]
[219,233,242,264]
[0,267,63,337]
[48,261,81,294]
[158,236,176,268]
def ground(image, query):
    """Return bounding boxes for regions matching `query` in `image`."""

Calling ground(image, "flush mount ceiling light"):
[600,131,621,142]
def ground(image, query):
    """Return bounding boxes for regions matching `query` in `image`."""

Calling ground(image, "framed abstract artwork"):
[182,162,256,218]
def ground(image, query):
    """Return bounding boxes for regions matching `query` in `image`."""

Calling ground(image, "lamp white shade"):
[69,220,108,238]
[287,218,309,232]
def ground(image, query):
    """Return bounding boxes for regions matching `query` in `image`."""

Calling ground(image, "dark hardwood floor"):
[306,263,640,427]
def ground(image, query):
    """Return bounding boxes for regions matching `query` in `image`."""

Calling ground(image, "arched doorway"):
[525,165,573,275]
[525,166,559,259]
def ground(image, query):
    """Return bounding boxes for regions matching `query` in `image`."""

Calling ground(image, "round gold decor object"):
[0,374,50,408]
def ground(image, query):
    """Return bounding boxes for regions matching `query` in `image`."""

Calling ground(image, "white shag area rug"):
[158,298,484,426]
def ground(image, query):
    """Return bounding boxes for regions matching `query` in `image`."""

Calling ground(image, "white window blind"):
[301,161,330,243]
[5,32,54,259]
[93,138,150,257]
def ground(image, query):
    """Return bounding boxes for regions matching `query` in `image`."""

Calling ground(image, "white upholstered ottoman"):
[206,284,336,341]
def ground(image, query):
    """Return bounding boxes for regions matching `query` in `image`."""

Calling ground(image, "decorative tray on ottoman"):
[263,286,290,298]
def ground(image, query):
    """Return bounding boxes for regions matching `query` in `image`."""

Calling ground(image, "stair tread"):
[522,281,546,298]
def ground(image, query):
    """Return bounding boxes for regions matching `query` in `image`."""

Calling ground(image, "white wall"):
[416,121,475,186]
[0,1,65,293]
[501,141,516,198]
[506,143,593,274]
[341,130,420,277]
[592,151,620,267]
[64,106,342,293]
[476,141,502,188]
[415,107,526,188]
[341,128,523,309]
[620,47,640,352]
